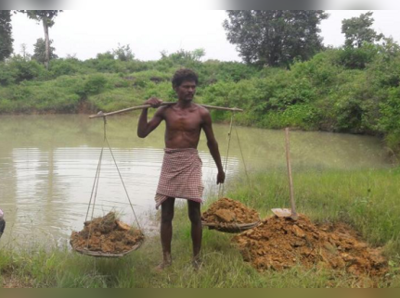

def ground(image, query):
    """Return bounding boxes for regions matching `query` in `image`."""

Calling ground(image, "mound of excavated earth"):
[70,212,144,254]
[233,215,388,277]
[202,197,260,224]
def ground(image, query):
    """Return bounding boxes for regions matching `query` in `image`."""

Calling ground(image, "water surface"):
[0,115,391,246]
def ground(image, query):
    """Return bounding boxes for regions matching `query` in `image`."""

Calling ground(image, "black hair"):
[171,68,198,88]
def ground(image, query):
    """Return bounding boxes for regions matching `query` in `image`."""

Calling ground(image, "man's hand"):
[145,97,163,108]
[217,171,225,185]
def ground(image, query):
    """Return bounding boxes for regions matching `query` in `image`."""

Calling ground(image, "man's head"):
[172,68,198,88]
[172,69,198,102]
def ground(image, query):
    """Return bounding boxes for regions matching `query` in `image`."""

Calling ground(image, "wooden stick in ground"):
[89,103,244,119]
[285,127,298,220]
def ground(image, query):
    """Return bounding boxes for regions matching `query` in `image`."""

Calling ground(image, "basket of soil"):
[70,212,145,258]
[201,197,260,233]
[233,215,388,279]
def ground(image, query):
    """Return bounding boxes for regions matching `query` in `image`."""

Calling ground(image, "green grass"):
[1,168,400,288]
[226,168,400,254]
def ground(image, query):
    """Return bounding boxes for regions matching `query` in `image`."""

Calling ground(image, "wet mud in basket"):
[233,215,388,278]
[70,212,144,255]
[202,197,260,224]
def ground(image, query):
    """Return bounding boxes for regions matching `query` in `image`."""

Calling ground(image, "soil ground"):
[233,215,388,278]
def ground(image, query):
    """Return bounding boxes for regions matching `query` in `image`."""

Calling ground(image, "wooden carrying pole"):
[89,103,243,119]
[285,127,298,220]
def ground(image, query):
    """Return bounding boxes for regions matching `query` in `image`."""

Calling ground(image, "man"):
[137,68,225,270]
[0,209,5,240]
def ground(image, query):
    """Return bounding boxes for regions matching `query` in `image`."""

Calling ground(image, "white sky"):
[10,10,400,62]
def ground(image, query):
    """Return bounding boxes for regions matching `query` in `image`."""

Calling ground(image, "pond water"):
[0,114,392,246]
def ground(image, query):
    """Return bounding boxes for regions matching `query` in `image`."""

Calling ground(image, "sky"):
[10,10,400,62]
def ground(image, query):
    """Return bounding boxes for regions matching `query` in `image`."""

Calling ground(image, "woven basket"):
[202,220,260,233]
[71,236,145,258]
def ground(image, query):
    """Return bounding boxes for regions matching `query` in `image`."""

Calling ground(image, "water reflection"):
[0,115,391,246]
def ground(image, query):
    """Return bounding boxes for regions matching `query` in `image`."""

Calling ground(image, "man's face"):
[175,80,196,101]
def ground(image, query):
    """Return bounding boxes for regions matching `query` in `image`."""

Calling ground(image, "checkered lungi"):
[155,148,204,209]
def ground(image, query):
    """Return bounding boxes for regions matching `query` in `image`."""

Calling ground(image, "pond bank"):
[1,169,400,288]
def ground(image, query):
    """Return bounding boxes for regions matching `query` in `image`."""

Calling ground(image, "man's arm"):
[137,98,164,138]
[201,109,225,184]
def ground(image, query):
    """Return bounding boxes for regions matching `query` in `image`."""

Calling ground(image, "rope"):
[105,137,142,232]
[85,116,142,233]
[85,117,107,222]
[235,126,251,188]
[218,112,235,198]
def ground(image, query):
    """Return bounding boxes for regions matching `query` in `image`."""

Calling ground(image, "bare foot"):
[192,258,203,271]
[154,259,172,272]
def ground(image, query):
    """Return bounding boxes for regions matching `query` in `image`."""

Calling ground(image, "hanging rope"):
[235,126,251,189]
[105,137,142,231]
[85,116,142,232]
[218,112,235,198]
[85,117,107,222]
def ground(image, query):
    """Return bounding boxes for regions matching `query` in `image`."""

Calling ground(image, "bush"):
[84,74,109,95]
[49,58,91,77]
[0,62,15,85]
[336,44,378,69]
[6,56,48,83]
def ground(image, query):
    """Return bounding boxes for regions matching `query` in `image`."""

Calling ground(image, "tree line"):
[1,10,400,155]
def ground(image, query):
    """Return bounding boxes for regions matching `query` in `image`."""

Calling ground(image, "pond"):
[0,114,391,246]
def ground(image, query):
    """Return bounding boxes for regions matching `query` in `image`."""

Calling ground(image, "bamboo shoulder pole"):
[89,102,243,119]
[285,127,298,221]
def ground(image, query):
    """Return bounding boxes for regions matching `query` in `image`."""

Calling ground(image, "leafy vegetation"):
[342,11,384,48]
[0,11,399,154]
[0,10,13,62]
[223,10,328,67]
[1,43,400,154]
[18,10,62,69]
[32,38,58,64]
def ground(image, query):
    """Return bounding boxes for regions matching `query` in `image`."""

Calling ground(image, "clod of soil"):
[70,212,144,254]
[233,215,388,277]
[202,197,260,224]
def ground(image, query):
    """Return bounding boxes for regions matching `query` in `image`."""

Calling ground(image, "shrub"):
[7,56,48,83]
[336,44,378,69]
[84,74,109,95]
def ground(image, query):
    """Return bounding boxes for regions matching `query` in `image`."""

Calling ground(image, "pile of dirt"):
[233,215,388,277]
[70,212,144,254]
[202,197,260,224]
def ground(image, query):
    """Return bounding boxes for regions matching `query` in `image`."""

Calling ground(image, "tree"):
[32,38,58,64]
[21,10,62,69]
[112,44,135,61]
[0,10,13,61]
[223,10,328,67]
[20,43,31,60]
[341,11,384,48]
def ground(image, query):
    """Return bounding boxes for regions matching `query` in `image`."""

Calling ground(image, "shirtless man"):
[137,68,225,269]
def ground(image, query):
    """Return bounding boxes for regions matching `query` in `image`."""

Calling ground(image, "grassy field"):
[1,168,400,288]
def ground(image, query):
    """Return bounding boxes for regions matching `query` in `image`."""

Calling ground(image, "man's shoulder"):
[155,104,171,115]
[195,104,210,115]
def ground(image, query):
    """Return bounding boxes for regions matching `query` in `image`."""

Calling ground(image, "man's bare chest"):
[164,109,203,132]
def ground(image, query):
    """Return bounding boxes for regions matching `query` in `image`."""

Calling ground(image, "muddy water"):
[0,115,391,246]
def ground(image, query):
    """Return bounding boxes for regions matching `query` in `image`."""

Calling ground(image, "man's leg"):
[188,200,202,267]
[159,197,175,269]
